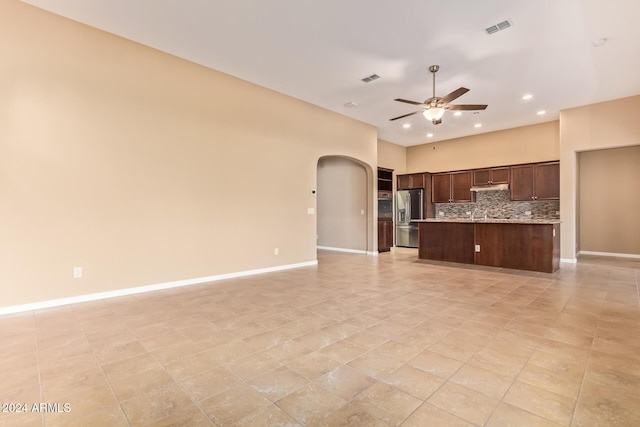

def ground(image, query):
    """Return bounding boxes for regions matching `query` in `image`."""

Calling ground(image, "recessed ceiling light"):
[403,123,411,129]
[453,112,462,116]
[537,110,546,115]
[426,133,434,138]
[343,101,358,108]
[474,123,482,128]
[522,94,533,100]
[592,38,607,47]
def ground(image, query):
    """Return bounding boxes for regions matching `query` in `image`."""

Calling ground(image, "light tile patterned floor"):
[1,249,639,426]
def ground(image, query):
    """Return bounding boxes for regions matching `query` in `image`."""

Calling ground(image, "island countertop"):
[415,218,561,225]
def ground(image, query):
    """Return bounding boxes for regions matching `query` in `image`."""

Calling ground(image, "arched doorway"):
[316,156,373,254]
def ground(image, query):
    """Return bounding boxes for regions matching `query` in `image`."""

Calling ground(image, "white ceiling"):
[21,0,640,146]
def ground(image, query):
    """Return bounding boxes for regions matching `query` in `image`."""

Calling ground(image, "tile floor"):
[0,249,639,426]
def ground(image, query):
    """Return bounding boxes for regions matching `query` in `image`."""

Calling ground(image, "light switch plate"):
[475,245,480,252]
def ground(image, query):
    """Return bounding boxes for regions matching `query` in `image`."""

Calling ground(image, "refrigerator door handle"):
[406,193,411,224]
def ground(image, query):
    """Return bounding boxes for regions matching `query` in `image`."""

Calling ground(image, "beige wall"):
[0,1,377,308]
[406,121,559,173]
[560,95,640,260]
[317,157,368,251]
[377,139,407,174]
[578,146,640,255]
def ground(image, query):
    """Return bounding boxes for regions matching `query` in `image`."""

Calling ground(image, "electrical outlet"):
[274,248,279,255]
[475,245,480,252]
[439,211,444,216]
[525,211,532,215]
[307,208,314,215]
[73,267,83,279]
[360,209,365,215]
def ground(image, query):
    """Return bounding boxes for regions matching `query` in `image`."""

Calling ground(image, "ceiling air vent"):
[361,74,380,83]
[485,19,512,35]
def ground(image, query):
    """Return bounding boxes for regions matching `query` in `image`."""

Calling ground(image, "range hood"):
[470,183,509,192]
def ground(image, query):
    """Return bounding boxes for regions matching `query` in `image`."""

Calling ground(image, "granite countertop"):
[415,218,561,224]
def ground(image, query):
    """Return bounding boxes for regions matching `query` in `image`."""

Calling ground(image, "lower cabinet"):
[418,222,560,273]
[474,223,560,273]
[418,222,475,263]
[378,220,394,252]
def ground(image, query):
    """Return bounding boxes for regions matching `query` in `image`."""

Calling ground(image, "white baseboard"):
[560,258,577,264]
[317,246,368,255]
[0,260,318,316]
[578,251,640,259]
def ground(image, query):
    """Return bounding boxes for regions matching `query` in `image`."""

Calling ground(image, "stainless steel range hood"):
[470,183,509,192]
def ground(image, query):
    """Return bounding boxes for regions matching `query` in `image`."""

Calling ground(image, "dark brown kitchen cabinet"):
[377,220,394,252]
[431,171,474,203]
[451,171,473,202]
[534,162,560,200]
[474,222,560,273]
[419,221,560,273]
[397,173,425,190]
[473,167,509,186]
[510,162,559,201]
[431,173,451,203]
[418,222,475,263]
[377,168,393,192]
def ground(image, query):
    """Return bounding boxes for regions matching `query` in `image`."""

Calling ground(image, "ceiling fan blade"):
[394,98,426,106]
[389,110,422,121]
[441,87,469,104]
[446,104,488,111]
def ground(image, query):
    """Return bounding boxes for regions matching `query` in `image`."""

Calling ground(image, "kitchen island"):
[416,219,560,273]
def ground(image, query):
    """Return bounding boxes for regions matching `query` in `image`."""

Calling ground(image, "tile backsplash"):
[435,190,560,220]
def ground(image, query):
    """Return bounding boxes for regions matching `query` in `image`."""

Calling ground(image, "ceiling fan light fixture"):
[423,107,445,121]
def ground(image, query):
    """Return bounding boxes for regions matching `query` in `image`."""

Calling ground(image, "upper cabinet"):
[473,167,509,186]
[510,162,559,201]
[431,173,451,203]
[397,173,426,190]
[377,168,393,192]
[404,161,558,205]
[432,171,474,203]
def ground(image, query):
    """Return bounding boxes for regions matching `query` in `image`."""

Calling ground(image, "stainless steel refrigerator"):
[395,189,423,248]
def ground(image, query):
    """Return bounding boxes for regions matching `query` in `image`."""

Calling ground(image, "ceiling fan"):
[390,65,487,124]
